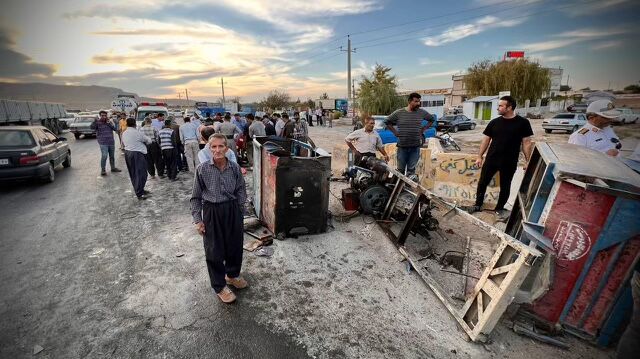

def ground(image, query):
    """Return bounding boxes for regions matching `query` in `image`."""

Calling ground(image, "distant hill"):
[0,82,196,110]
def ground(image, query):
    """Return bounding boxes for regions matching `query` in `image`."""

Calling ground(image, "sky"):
[0,0,639,102]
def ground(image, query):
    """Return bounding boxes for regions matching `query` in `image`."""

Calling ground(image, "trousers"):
[397,146,421,176]
[202,200,244,293]
[184,141,200,172]
[99,144,115,171]
[124,150,148,197]
[161,148,177,179]
[145,142,164,176]
[474,159,517,210]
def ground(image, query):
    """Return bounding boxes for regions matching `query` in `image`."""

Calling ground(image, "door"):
[482,103,492,121]
[42,129,64,165]
[34,129,57,164]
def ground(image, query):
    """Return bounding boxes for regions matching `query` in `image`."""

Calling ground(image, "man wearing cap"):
[568,99,621,157]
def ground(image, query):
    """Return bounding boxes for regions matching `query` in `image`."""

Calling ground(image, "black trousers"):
[202,200,244,293]
[161,148,177,179]
[124,150,148,197]
[474,159,516,210]
[145,142,164,176]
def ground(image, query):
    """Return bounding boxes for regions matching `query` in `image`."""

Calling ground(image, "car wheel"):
[621,118,626,125]
[62,152,71,168]
[544,129,552,134]
[570,125,579,133]
[452,125,459,133]
[43,162,55,183]
[470,123,476,130]
[74,133,80,139]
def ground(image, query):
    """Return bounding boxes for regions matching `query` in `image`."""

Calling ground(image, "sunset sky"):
[1,0,639,102]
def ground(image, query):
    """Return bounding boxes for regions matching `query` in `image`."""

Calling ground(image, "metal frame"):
[378,163,542,342]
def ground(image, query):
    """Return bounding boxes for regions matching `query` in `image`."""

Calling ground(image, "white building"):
[463,95,499,122]
[398,88,450,119]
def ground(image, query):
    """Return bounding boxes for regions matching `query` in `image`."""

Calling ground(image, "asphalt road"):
[0,132,309,358]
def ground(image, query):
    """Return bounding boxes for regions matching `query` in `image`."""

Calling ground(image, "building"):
[547,67,563,97]
[463,95,499,122]
[451,74,468,108]
[398,88,451,119]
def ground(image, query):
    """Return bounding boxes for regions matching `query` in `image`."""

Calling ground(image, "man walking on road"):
[159,119,178,181]
[384,93,434,176]
[180,117,200,172]
[92,110,122,176]
[191,133,248,304]
[140,117,163,178]
[345,116,390,165]
[468,95,533,220]
[122,118,152,200]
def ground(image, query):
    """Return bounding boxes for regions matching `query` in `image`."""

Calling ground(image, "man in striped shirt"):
[158,119,178,181]
[384,93,433,176]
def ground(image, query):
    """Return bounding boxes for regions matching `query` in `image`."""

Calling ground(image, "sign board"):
[111,97,137,113]
[195,101,208,108]
[505,51,525,58]
[335,99,348,114]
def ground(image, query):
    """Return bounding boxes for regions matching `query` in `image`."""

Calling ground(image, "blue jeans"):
[397,146,421,176]
[100,144,115,171]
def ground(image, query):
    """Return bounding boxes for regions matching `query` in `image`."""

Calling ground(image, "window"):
[0,130,35,147]
[43,129,58,142]
[579,115,585,121]
[34,130,51,146]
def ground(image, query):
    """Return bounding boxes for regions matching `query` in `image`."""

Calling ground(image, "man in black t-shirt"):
[468,96,534,220]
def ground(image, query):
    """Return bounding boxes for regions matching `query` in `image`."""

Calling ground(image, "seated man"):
[345,115,389,166]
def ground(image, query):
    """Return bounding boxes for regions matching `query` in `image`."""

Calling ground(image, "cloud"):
[416,69,461,78]
[0,27,57,79]
[423,16,524,46]
[565,0,631,16]
[527,53,571,63]
[592,40,623,50]
[419,58,443,66]
[517,26,633,52]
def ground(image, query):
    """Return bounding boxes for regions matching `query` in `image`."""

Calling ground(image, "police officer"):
[568,99,621,157]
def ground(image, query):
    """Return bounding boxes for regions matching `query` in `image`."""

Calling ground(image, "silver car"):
[69,115,98,139]
[614,108,638,124]
[542,113,587,134]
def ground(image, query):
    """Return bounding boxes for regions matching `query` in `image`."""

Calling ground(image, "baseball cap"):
[586,99,620,119]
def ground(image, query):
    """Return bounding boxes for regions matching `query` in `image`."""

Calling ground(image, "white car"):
[542,113,587,134]
[615,108,638,124]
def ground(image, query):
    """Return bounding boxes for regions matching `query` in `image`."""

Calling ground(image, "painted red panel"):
[530,182,616,323]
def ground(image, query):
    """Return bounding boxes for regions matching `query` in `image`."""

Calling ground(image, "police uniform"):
[568,122,620,154]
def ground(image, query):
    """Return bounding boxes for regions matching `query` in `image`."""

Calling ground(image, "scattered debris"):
[254,246,274,257]
[513,322,569,349]
[445,228,455,234]
[243,239,264,252]
[33,345,44,355]
[175,253,184,258]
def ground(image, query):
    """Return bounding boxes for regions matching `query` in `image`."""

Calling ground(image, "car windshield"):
[137,111,168,121]
[0,130,35,147]
[75,116,96,123]
[372,116,387,129]
[441,116,455,122]
[553,114,575,119]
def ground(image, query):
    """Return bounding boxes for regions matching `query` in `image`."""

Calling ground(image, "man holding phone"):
[91,110,122,176]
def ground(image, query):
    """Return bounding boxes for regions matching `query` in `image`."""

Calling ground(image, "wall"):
[433,153,500,207]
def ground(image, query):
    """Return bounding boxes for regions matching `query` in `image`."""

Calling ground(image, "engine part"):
[359,185,390,215]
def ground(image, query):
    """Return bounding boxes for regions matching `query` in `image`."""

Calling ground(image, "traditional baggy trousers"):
[162,148,177,179]
[202,200,243,293]
[124,150,148,197]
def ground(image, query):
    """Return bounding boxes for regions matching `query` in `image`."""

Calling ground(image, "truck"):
[317,99,336,110]
[134,102,169,128]
[0,99,67,134]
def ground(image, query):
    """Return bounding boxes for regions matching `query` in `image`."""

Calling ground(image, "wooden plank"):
[483,279,502,299]
[461,242,508,314]
[477,290,484,318]
[490,263,517,276]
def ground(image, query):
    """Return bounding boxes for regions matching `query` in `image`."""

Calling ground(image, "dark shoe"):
[170,178,178,182]
[464,205,481,214]
[150,175,156,178]
[137,195,148,200]
[495,209,510,221]
[111,168,122,173]
[159,175,166,178]
[100,170,107,176]
[225,275,248,289]
[143,190,151,195]
[216,286,236,303]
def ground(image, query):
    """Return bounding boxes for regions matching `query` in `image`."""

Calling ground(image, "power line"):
[356,0,599,50]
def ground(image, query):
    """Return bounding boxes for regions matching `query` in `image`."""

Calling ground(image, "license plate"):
[0,159,8,165]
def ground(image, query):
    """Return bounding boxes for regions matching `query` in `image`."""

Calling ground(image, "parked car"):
[69,115,98,139]
[372,115,436,144]
[614,108,638,124]
[0,126,70,183]
[542,113,587,133]
[436,115,476,132]
[59,113,77,129]
[567,103,588,113]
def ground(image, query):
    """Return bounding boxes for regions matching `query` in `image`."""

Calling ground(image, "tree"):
[258,90,291,111]
[464,59,551,105]
[624,84,640,93]
[305,98,315,110]
[320,92,329,100]
[357,63,405,116]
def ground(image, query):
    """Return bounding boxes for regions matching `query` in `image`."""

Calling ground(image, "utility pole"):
[340,35,356,100]
[563,74,569,110]
[352,79,356,98]
[221,77,226,105]
[185,89,190,106]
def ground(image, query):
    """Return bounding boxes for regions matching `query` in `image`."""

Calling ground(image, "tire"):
[74,133,80,139]
[42,162,55,183]
[452,125,459,133]
[470,123,476,130]
[570,125,579,133]
[453,142,461,151]
[621,118,626,125]
[544,129,552,134]
[62,152,71,168]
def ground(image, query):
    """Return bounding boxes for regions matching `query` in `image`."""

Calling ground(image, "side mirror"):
[56,137,68,142]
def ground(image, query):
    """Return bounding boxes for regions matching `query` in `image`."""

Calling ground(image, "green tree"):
[320,92,329,100]
[624,84,640,93]
[357,64,405,115]
[305,98,315,109]
[464,59,551,105]
[258,90,290,111]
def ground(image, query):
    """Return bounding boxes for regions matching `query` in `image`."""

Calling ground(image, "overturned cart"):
[343,156,542,342]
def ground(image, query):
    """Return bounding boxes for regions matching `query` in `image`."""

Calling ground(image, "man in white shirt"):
[122,118,152,199]
[568,99,621,157]
[345,116,389,165]
[274,113,285,137]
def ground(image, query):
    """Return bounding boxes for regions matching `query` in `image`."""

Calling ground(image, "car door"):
[34,129,58,165]
[460,115,470,129]
[577,114,586,125]
[42,129,66,165]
